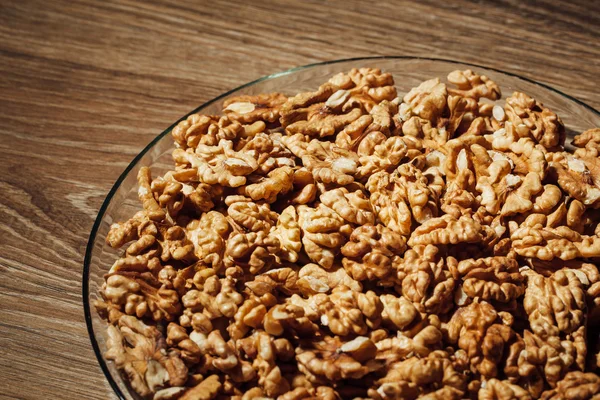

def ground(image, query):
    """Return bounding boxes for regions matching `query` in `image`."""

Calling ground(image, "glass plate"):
[83,56,600,399]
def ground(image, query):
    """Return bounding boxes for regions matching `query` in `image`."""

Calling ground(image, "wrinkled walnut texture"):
[99,67,600,399]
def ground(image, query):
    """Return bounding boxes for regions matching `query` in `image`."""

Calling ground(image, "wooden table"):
[1,0,599,398]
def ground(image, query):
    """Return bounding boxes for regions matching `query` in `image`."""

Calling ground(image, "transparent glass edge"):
[82,55,600,400]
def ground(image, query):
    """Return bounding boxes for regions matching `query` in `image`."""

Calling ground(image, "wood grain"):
[0,0,599,398]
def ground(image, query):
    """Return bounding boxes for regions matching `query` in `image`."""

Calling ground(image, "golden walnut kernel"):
[522,269,586,338]
[478,379,532,400]
[297,204,349,269]
[540,371,600,400]
[447,301,520,379]
[341,223,406,282]
[280,82,364,138]
[173,140,259,187]
[447,69,501,101]
[99,68,600,398]
[505,91,566,148]
[172,114,242,149]
[457,256,525,304]
[403,77,448,121]
[399,245,456,314]
[223,93,287,124]
[296,335,382,382]
[329,67,397,110]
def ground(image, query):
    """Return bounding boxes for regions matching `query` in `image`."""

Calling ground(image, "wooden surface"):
[0,0,599,398]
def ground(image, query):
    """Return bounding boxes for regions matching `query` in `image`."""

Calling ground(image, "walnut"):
[447,69,501,101]
[375,323,442,365]
[172,114,242,149]
[223,93,287,124]
[511,224,600,261]
[522,327,587,387]
[111,246,155,274]
[379,294,421,331]
[224,203,281,274]
[281,132,311,158]
[341,224,406,282]
[186,212,230,271]
[550,154,600,208]
[166,323,203,364]
[502,333,546,397]
[138,167,167,221]
[532,184,564,217]
[106,211,148,248]
[237,131,296,176]
[188,329,255,380]
[500,172,544,217]
[299,139,359,185]
[224,230,280,274]
[366,171,413,236]
[371,351,467,400]
[394,162,442,223]
[296,263,361,296]
[95,300,125,324]
[227,197,278,232]
[401,114,449,144]
[280,82,364,138]
[105,316,187,397]
[102,273,181,321]
[408,214,484,247]
[154,387,187,400]
[329,67,397,110]
[478,379,532,400]
[157,226,195,263]
[287,167,318,205]
[236,330,292,397]
[457,256,525,304]
[150,176,185,218]
[263,303,318,337]
[522,269,586,338]
[446,301,517,378]
[419,386,465,400]
[245,267,299,296]
[243,166,294,203]
[297,204,349,269]
[506,137,548,179]
[270,205,302,263]
[367,163,440,236]
[444,95,472,139]
[173,140,258,187]
[320,187,375,225]
[402,78,448,121]
[589,281,600,328]
[442,136,488,183]
[179,375,222,400]
[182,275,243,320]
[165,169,222,213]
[228,293,276,340]
[335,114,376,150]
[540,371,600,400]
[505,92,565,148]
[334,98,398,152]
[400,245,456,314]
[356,135,408,178]
[573,128,600,158]
[311,286,383,336]
[296,336,383,382]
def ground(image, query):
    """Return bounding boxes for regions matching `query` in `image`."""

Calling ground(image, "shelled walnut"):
[97,67,600,399]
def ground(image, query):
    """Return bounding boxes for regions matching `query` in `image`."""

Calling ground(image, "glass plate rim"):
[82,55,600,400]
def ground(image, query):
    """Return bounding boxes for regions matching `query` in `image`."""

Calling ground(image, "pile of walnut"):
[96,68,600,400]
